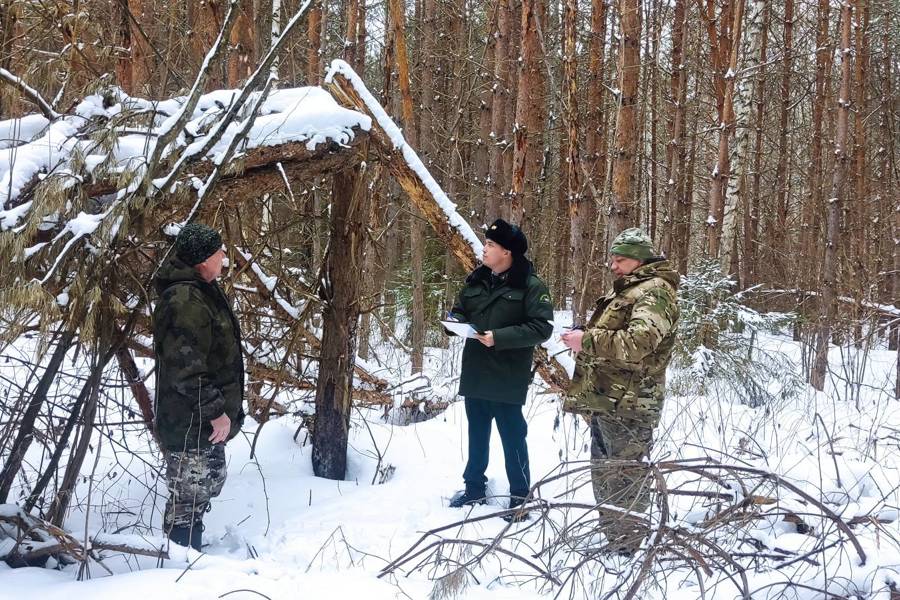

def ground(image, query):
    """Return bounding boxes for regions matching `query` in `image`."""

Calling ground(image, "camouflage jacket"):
[564,259,680,421]
[152,255,245,451]
[450,259,554,404]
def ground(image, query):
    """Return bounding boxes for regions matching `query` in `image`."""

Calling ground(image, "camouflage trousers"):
[590,414,656,551]
[163,444,227,529]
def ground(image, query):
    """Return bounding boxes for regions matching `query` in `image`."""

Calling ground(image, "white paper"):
[441,320,480,339]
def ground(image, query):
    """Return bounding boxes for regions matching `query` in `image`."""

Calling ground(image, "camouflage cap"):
[174,223,222,266]
[609,227,655,262]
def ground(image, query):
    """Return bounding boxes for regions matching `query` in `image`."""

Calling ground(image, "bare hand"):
[475,330,495,347]
[209,413,231,444]
[560,329,584,353]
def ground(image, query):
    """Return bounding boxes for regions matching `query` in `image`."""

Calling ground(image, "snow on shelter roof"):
[0,85,372,231]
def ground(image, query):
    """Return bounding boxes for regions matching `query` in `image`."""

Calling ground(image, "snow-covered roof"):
[0,86,371,231]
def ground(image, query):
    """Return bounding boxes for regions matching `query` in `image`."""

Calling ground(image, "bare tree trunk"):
[486,0,513,221]
[803,0,834,288]
[851,0,870,276]
[743,0,768,287]
[343,0,360,66]
[388,0,426,374]
[771,0,794,285]
[604,0,642,243]
[509,0,546,224]
[312,160,372,480]
[811,2,853,392]
[660,0,686,260]
[564,0,588,321]
[227,0,256,87]
[192,0,227,89]
[706,0,744,260]
[473,2,497,222]
[719,0,765,279]
[307,2,323,85]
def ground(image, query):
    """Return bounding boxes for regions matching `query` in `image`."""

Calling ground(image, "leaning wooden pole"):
[324,61,571,392]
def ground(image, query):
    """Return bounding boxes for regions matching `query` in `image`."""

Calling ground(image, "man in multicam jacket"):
[153,223,245,552]
[560,227,679,554]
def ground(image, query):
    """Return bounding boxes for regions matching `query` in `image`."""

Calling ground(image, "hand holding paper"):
[440,320,480,339]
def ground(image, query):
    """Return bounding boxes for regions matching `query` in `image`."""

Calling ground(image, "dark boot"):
[502,496,529,523]
[168,522,203,551]
[168,525,192,549]
[189,521,203,552]
[449,487,487,508]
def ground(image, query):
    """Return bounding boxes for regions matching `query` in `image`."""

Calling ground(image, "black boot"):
[189,521,203,552]
[168,525,192,549]
[168,522,203,552]
[502,496,529,523]
[449,487,487,508]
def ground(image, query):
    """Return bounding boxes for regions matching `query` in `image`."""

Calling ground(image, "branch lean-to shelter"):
[0,56,570,535]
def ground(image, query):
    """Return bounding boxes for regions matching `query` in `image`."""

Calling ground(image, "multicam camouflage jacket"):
[152,255,245,451]
[564,259,680,421]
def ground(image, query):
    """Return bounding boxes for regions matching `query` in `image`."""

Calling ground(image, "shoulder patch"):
[539,293,552,304]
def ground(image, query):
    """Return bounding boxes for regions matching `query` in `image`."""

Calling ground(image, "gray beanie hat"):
[174,223,222,266]
[609,227,655,262]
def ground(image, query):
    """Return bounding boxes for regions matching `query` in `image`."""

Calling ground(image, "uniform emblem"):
[539,293,551,304]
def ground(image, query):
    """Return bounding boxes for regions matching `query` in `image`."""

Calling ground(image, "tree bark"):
[509,0,546,224]
[564,0,589,321]
[486,0,513,221]
[770,0,794,286]
[660,0,686,261]
[604,0,642,245]
[706,0,744,260]
[312,159,372,480]
[720,0,765,278]
[307,2,323,85]
[811,2,853,392]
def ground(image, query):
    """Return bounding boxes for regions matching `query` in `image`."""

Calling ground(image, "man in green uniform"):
[446,219,554,517]
[560,228,679,552]
[153,223,245,551]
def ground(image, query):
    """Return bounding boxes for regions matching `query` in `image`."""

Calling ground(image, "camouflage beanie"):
[174,223,222,266]
[609,227,655,262]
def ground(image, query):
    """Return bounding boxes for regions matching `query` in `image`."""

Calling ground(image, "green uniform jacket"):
[564,259,680,421]
[450,259,554,404]
[153,255,245,451]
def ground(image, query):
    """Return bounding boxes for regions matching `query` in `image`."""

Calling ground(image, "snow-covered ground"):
[1,324,899,599]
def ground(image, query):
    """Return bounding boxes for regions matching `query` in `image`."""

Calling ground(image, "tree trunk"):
[343,0,360,66]
[307,2,323,85]
[312,160,372,480]
[811,2,853,392]
[660,0,686,260]
[227,0,256,87]
[509,0,547,224]
[486,0,513,221]
[388,0,426,374]
[604,0,642,244]
[803,0,834,288]
[720,0,765,278]
[564,0,589,321]
[743,0,769,287]
[771,0,794,286]
[192,0,227,89]
[706,0,744,260]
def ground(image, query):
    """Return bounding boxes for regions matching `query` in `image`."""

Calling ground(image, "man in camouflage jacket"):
[153,223,245,551]
[560,228,679,552]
